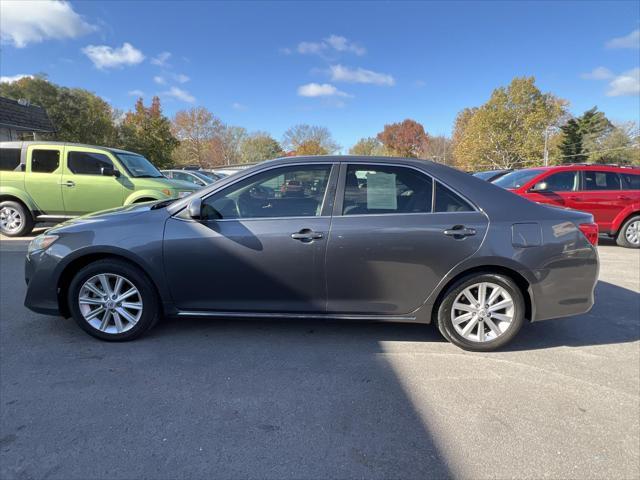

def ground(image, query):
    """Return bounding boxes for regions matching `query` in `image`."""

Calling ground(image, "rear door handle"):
[443,226,476,238]
[618,195,632,201]
[291,229,324,242]
[59,180,75,187]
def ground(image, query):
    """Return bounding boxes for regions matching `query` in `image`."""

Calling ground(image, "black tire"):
[616,215,640,248]
[436,273,525,352]
[0,200,34,237]
[68,259,161,341]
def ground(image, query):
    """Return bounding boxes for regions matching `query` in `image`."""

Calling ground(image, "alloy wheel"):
[78,273,143,334]
[0,206,22,235]
[625,221,640,246]
[451,282,515,342]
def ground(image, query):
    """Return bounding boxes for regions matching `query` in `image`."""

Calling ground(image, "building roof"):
[0,97,55,133]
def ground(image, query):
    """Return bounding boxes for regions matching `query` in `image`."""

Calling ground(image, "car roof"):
[519,164,639,173]
[0,140,140,156]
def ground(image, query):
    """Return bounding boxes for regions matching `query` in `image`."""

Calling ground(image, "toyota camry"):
[24,156,599,351]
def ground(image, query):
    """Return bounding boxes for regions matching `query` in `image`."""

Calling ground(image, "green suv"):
[0,142,197,236]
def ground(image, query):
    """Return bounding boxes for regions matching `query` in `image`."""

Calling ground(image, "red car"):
[493,164,640,248]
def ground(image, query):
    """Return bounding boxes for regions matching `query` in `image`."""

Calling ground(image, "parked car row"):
[160,169,225,187]
[474,164,640,248]
[0,142,199,236]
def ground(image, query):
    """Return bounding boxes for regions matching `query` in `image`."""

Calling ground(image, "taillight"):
[578,223,599,246]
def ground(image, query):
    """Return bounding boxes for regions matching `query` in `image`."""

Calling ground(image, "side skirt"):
[175,310,423,323]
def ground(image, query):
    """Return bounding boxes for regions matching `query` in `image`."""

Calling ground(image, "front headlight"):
[28,234,59,254]
[178,191,192,198]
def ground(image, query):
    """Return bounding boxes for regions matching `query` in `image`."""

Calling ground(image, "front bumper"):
[24,250,62,316]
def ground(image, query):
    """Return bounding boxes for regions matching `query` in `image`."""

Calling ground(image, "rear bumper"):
[529,245,599,322]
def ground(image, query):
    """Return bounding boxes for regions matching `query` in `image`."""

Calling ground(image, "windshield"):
[493,169,543,189]
[116,153,163,178]
[191,171,216,183]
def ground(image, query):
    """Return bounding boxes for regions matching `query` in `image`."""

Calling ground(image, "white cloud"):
[580,67,614,80]
[82,42,145,69]
[232,102,248,111]
[297,41,325,55]
[297,83,350,97]
[153,75,166,85]
[151,51,171,66]
[296,34,365,56]
[329,64,395,86]
[163,86,195,103]
[606,29,640,49]
[0,0,95,48]
[128,89,144,97]
[325,35,366,55]
[607,68,640,96]
[174,73,190,83]
[0,74,34,83]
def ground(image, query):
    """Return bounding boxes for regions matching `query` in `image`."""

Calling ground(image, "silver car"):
[24,156,599,351]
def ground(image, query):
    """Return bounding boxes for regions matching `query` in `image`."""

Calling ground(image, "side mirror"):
[101,166,120,177]
[188,197,202,219]
[529,181,549,193]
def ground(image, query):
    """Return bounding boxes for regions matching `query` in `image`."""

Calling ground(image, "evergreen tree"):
[118,97,179,168]
[558,119,586,163]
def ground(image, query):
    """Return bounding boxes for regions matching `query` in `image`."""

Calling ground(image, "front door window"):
[201,164,332,220]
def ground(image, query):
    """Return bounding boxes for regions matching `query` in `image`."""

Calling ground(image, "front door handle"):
[443,225,476,239]
[291,228,324,242]
[59,180,75,187]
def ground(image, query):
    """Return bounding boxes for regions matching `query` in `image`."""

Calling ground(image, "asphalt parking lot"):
[1,233,638,479]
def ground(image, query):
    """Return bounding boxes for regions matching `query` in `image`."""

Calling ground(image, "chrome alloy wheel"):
[451,282,515,342]
[625,220,640,246]
[78,274,143,334]
[0,206,23,234]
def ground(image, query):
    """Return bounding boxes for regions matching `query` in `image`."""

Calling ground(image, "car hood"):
[132,177,196,190]
[47,201,166,233]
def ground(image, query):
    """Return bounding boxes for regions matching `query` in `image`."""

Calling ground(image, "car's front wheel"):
[68,259,160,341]
[616,215,640,248]
[437,273,525,351]
[0,200,34,237]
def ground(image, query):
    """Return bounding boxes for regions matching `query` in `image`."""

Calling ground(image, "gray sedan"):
[24,156,599,351]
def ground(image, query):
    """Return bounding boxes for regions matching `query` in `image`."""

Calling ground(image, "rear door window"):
[621,173,640,190]
[31,149,60,173]
[342,165,433,215]
[0,148,21,171]
[583,171,620,191]
[67,151,114,175]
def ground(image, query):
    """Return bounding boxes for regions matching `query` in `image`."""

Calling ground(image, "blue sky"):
[1,1,639,150]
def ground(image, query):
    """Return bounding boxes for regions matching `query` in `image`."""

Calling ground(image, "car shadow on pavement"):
[504,280,640,351]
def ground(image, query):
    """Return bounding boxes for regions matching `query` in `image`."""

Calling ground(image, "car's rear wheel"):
[68,259,160,341]
[437,273,525,351]
[0,200,34,237]
[616,215,640,248]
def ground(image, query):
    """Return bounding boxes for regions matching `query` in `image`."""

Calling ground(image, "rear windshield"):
[493,169,544,189]
[473,171,498,180]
